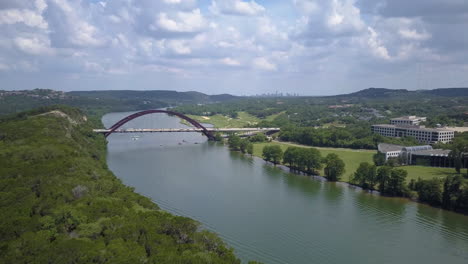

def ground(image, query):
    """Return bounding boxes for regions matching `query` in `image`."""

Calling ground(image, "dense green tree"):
[376,166,392,193]
[448,137,468,174]
[385,168,408,197]
[373,152,386,166]
[246,143,254,155]
[239,139,249,154]
[283,147,297,168]
[413,178,443,206]
[323,153,345,181]
[250,133,267,142]
[262,145,283,165]
[214,132,223,142]
[352,162,377,189]
[228,135,242,151]
[442,175,466,212]
[282,147,322,173]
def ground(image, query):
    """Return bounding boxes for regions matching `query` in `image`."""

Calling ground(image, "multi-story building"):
[371,124,454,144]
[391,116,427,126]
[376,143,458,167]
[377,143,404,160]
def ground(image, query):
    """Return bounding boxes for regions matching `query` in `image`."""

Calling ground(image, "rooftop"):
[391,116,425,120]
[378,143,404,153]
[411,149,451,156]
[403,145,433,152]
[372,124,454,132]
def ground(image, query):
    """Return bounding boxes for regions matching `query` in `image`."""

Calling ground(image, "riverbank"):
[0,106,242,263]
[252,141,457,182]
[243,140,468,215]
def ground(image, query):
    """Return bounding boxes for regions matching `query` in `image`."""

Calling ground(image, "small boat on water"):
[131,136,140,141]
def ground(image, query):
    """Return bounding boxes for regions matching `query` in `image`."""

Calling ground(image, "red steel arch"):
[104,109,215,140]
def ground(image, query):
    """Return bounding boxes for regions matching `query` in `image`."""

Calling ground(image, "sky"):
[0,0,467,95]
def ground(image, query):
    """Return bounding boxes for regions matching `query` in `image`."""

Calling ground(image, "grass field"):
[187,112,260,128]
[252,141,458,182]
[253,142,375,182]
[403,166,459,181]
[187,111,284,128]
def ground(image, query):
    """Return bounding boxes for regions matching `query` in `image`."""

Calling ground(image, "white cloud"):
[211,0,265,16]
[35,0,47,13]
[366,27,391,60]
[252,57,277,71]
[221,57,241,66]
[0,9,48,29]
[108,15,121,23]
[155,9,206,33]
[162,0,197,6]
[293,0,320,15]
[14,36,53,55]
[167,40,191,55]
[326,0,364,32]
[71,21,105,47]
[399,29,431,41]
[163,0,182,4]
[50,0,106,47]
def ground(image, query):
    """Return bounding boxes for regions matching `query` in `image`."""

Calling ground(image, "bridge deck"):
[93,128,280,133]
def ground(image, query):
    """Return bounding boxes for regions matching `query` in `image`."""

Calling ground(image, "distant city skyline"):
[1,0,468,95]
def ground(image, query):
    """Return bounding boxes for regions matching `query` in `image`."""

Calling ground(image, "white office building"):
[391,116,427,126]
[371,124,454,144]
[378,143,403,161]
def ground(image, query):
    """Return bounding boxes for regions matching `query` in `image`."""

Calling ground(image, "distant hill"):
[340,87,468,98]
[420,88,468,97]
[342,88,410,98]
[68,90,238,104]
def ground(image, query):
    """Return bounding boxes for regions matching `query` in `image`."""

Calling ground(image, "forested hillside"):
[0,89,238,117]
[68,90,238,104]
[0,106,240,263]
[0,89,169,117]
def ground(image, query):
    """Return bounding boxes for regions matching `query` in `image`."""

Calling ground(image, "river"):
[103,111,468,264]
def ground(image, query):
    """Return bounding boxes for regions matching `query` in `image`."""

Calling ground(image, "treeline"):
[279,125,421,150]
[0,89,169,117]
[351,164,408,196]
[175,92,468,128]
[226,133,269,153]
[0,106,244,263]
[264,146,346,181]
[351,162,468,214]
[228,138,348,182]
[409,176,468,213]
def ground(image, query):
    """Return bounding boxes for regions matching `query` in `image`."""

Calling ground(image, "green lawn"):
[187,112,259,128]
[188,111,282,128]
[404,166,458,181]
[253,142,375,182]
[264,111,285,121]
[253,141,458,183]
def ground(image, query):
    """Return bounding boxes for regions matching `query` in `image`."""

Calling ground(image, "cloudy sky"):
[1,0,467,95]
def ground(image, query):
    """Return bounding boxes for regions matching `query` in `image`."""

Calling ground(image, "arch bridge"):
[95,109,280,140]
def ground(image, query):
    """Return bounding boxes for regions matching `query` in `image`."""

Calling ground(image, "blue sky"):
[0,0,467,95]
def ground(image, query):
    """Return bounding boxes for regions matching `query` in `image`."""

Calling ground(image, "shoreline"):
[233,145,468,217]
